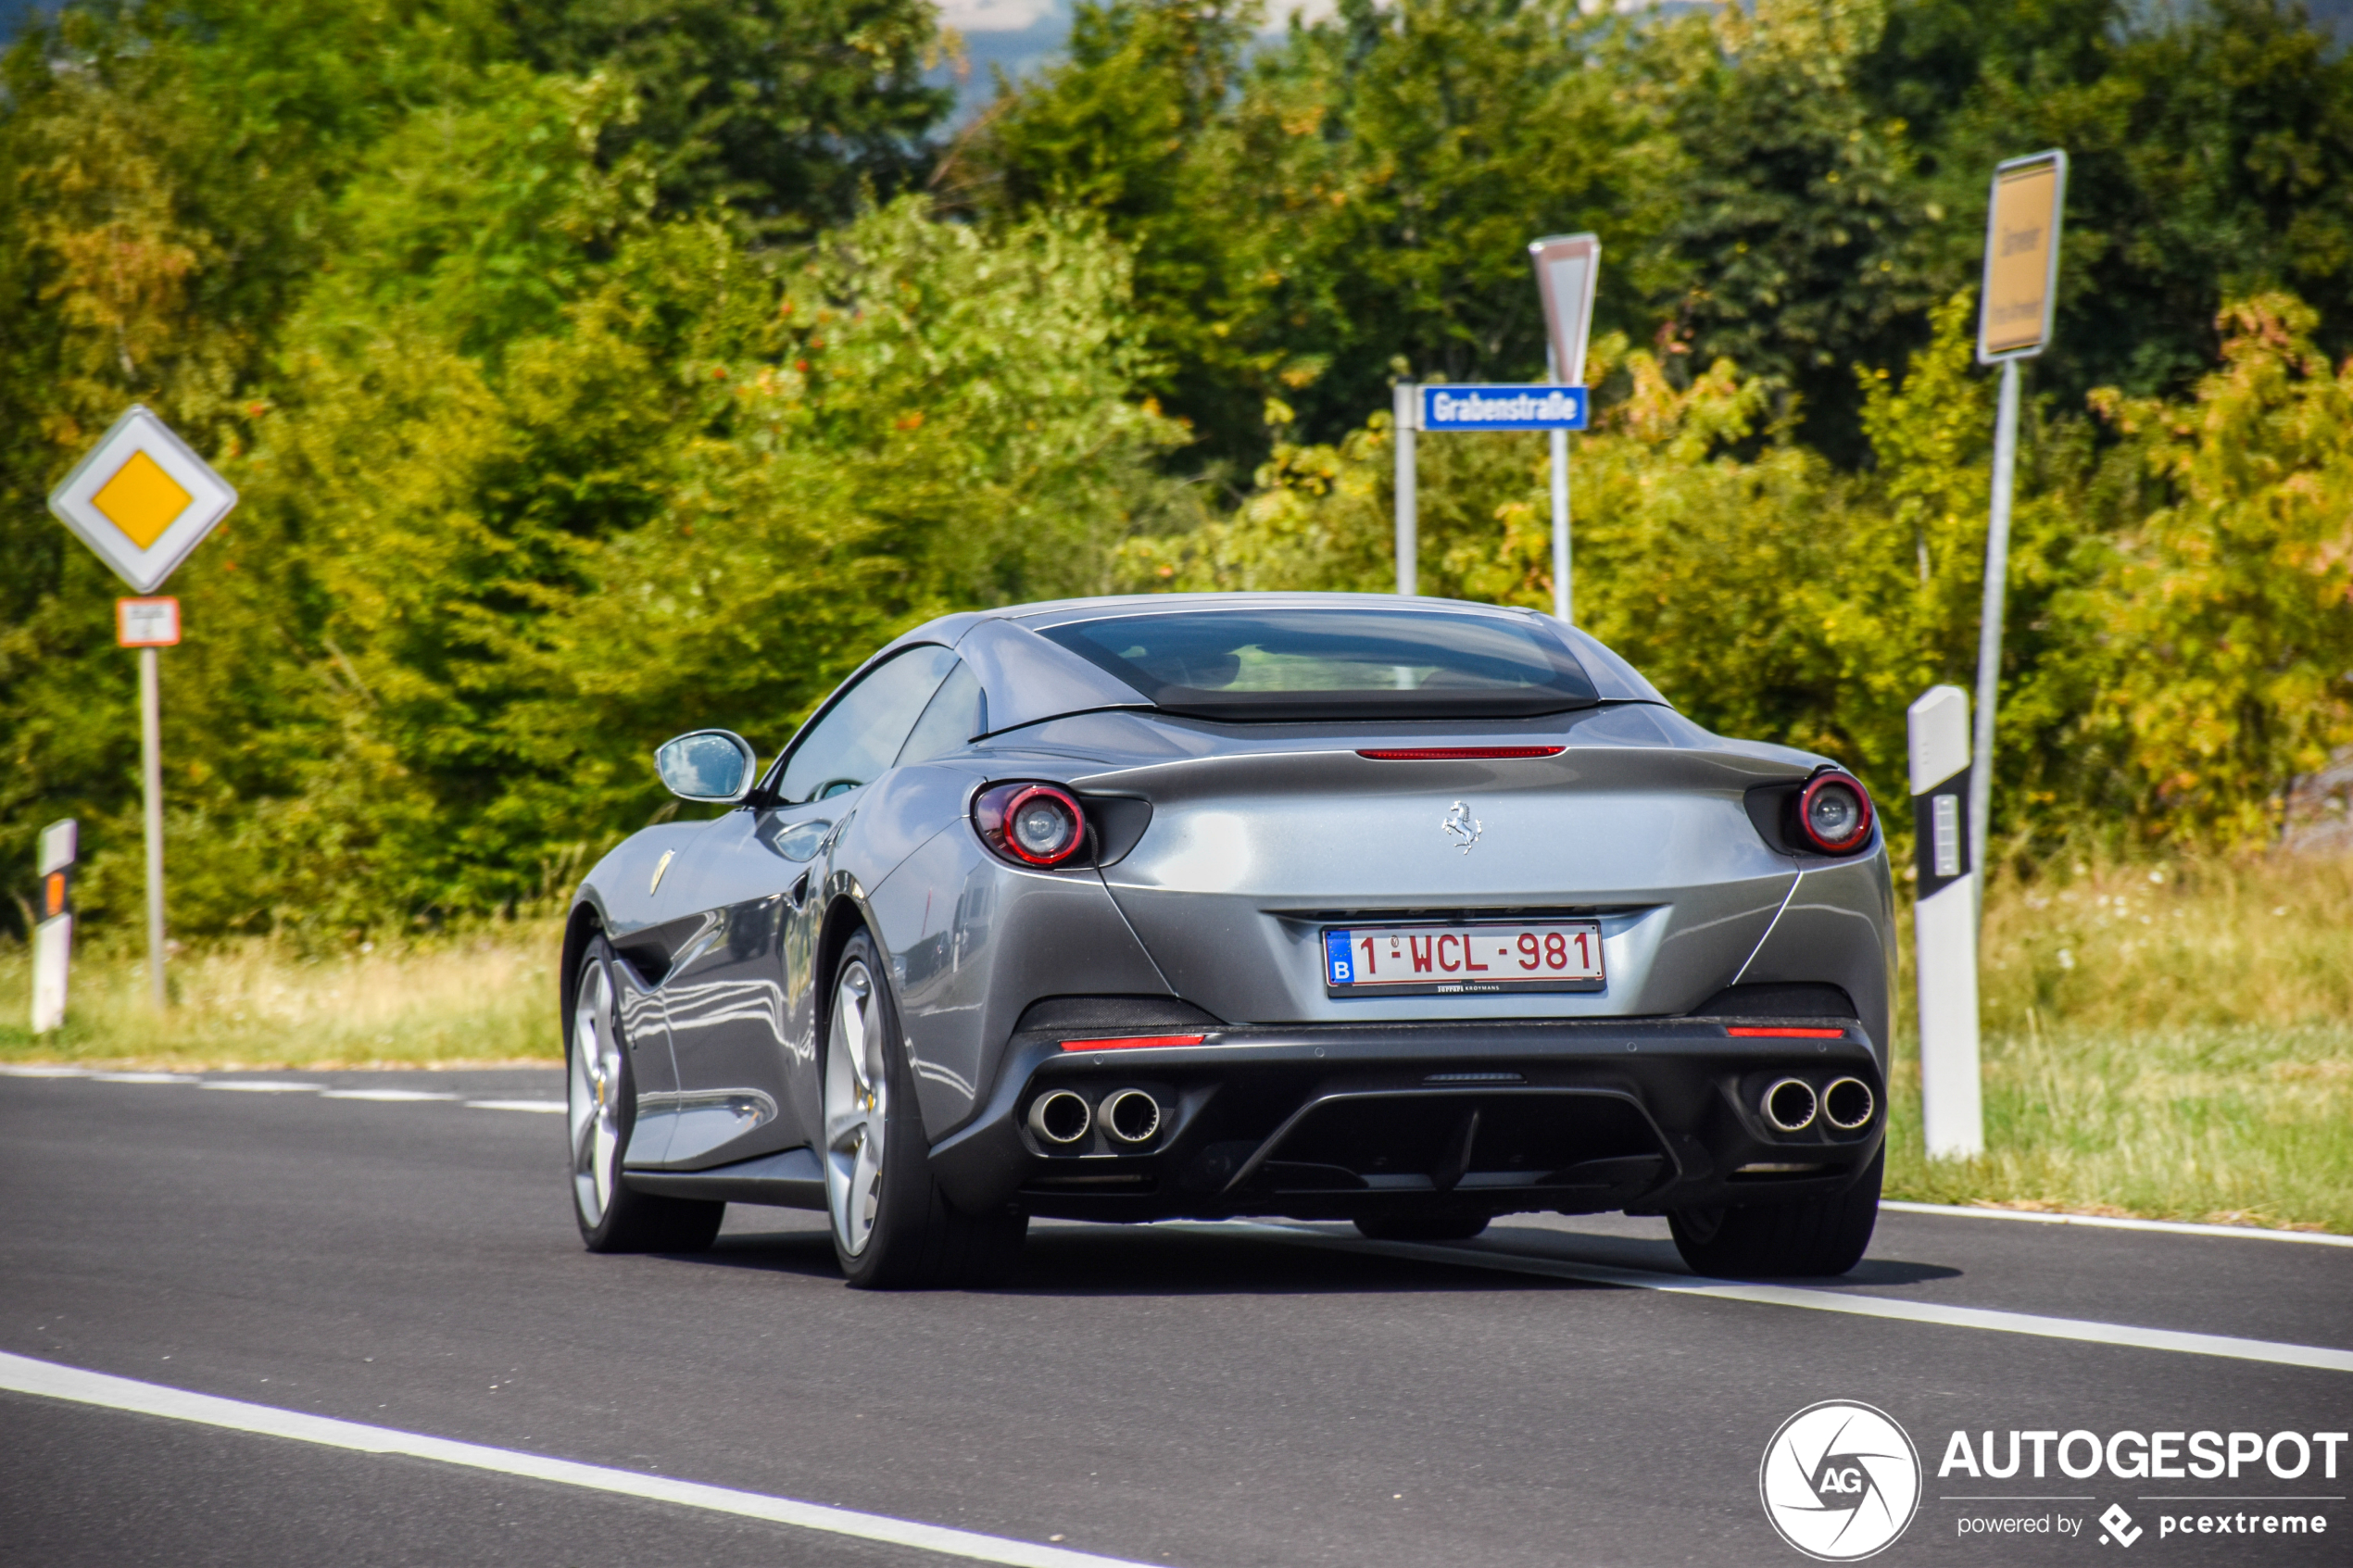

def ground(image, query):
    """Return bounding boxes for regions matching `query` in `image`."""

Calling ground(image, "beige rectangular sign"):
[1979,151,2067,361]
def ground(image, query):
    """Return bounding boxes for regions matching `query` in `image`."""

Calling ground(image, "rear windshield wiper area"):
[1036,606,1600,722]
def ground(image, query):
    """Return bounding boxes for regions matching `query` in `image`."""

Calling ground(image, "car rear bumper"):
[927,1015,1886,1223]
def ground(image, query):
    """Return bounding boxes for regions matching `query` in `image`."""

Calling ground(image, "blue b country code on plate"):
[1421,385,1588,432]
[1325,921,1606,997]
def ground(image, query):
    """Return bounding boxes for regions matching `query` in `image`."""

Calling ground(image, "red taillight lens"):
[974,782,1088,868]
[1797,772,1874,854]
[1059,1034,1206,1052]
[1726,1026,1847,1039]
[1356,746,1566,760]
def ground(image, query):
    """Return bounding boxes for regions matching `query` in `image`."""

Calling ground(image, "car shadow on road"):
[685,1216,1960,1296]
[1473,1223,1963,1288]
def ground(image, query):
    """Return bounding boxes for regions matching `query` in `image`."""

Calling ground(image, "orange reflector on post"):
[1725,1026,1846,1039]
[1059,1034,1206,1052]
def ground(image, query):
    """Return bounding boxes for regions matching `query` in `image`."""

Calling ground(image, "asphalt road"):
[2,1068,2347,1568]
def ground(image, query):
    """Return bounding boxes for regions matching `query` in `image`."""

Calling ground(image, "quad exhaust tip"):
[1026,1089,1091,1146]
[1762,1077,1818,1134]
[1101,1087,1163,1146]
[1822,1076,1875,1131]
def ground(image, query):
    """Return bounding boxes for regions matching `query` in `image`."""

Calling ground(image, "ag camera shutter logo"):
[1760,1400,1922,1561]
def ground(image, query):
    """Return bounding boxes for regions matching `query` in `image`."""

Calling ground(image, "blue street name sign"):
[1421,384,1588,432]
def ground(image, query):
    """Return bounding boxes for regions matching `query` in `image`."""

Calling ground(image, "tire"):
[823,930,1026,1289]
[1667,1148,1882,1278]
[1353,1210,1491,1242]
[568,935,725,1254]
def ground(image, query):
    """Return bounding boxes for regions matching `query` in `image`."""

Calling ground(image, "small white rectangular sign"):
[117,597,182,647]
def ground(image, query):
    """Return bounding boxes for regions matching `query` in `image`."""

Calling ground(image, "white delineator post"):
[31,819,78,1034]
[1909,684,1983,1159]
[1393,382,1418,596]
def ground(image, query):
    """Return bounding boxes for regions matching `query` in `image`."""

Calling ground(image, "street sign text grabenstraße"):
[1419,385,1588,433]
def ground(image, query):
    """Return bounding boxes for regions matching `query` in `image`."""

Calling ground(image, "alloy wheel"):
[568,958,624,1226]
[823,959,889,1257]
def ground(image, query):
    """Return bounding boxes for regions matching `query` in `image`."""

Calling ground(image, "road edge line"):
[1204,1224,2353,1374]
[1879,1200,2353,1248]
[0,1351,1155,1568]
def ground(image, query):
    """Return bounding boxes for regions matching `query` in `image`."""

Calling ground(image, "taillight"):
[1060,1034,1205,1052]
[1797,771,1874,854]
[974,782,1088,868]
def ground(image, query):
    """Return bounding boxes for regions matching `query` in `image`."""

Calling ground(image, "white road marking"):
[319,1089,458,1102]
[1208,1223,2353,1374]
[88,1072,199,1085]
[0,1065,91,1077]
[0,1352,1154,1568]
[199,1080,322,1093]
[464,1099,565,1114]
[1880,1199,2353,1248]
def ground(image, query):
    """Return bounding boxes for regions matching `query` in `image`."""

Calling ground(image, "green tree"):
[502,0,952,232]
[967,0,1678,461]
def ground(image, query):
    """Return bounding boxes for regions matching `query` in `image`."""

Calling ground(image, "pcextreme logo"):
[1760,1400,1924,1562]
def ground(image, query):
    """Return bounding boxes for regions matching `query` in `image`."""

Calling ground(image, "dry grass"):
[1882,852,2353,1234]
[2,853,2345,1232]
[0,922,562,1070]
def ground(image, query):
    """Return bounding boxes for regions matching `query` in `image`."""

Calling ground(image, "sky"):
[927,0,1348,121]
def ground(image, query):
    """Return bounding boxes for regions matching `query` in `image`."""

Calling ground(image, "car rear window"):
[1035,607,1599,721]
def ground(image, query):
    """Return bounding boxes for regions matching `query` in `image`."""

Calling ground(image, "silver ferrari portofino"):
[562,595,1894,1286]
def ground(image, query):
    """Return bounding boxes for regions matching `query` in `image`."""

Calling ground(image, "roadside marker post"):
[1971,152,2066,914]
[31,821,78,1034]
[46,407,238,1010]
[1909,684,1983,1159]
[1390,234,1600,617]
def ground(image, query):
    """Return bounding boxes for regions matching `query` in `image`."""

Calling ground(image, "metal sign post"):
[47,408,236,1010]
[1393,383,1418,596]
[31,820,78,1034]
[1971,152,2066,908]
[120,598,182,1009]
[1389,235,1601,615]
[1909,685,1983,1158]
[1529,234,1600,625]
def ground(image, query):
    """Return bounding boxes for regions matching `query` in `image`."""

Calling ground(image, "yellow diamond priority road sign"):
[47,405,238,593]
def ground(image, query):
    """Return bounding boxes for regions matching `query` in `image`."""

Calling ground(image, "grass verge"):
[0,922,561,1070]
[1881,852,2353,1234]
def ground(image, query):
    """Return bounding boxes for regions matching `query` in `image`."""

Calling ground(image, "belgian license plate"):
[1322,921,1605,996]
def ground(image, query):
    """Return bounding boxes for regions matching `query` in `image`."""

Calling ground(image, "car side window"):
[776,646,958,805]
[895,660,986,767]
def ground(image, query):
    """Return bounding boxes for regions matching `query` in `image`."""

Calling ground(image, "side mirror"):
[654,730,758,804]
